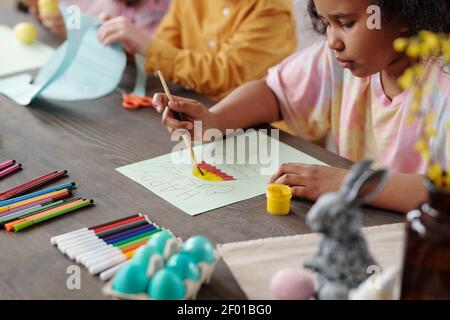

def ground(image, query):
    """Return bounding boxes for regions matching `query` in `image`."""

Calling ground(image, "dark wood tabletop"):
[0,6,404,299]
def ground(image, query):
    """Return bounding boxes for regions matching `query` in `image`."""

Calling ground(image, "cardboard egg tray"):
[102,238,220,300]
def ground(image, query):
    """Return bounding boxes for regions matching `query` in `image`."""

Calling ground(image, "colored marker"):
[12,199,94,232]
[0,189,71,215]
[0,199,69,226]
[84,229,160,267]
[70,225,159,266]
[68,224,157,260]
[56,216,149,251]
[50,214,142,245]
[50,214,168,277]
[99,261,131,281]
[0,182,75,207]
[87,229,162,274]
[0,160,15,171]
[0,171,58,198]
[0,171,68,201]
[55,215,147,250]
[0,163,22,179]
[4,197,82,231]
[66,224,157,264]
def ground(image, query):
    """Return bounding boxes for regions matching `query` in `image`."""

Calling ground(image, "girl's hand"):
[40,10,66,38]
[153,94,221,141]
[270,163,348,201]
[97,16,151,55]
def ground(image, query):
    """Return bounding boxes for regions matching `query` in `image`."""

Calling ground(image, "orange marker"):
[0,189,70,214]
[4,198,84,231]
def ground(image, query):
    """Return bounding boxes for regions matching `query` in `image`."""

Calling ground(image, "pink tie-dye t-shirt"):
[61,0,171,36]
[266,41,450,174]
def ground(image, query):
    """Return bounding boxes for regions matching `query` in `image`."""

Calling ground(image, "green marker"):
[13,199,94,232]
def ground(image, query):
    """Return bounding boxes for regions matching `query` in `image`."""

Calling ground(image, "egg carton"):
[102,236,220,300]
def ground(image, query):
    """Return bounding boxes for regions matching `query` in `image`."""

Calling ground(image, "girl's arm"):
[370,173,427,213]
[156,81,428,215]
[211,79,281,133]
[271,164,428,214]
[154,78,282,136]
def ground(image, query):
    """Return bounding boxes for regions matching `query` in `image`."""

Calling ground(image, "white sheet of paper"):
[0,25,55,77]
[116,131,327,216]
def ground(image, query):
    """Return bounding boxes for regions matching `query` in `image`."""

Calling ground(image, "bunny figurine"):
[303,160,390,300]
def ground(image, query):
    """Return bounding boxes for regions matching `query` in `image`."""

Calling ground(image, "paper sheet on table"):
[116,131,327,216]
[0,7,126,105]
[0,25,55,77]
[217,223,405,300]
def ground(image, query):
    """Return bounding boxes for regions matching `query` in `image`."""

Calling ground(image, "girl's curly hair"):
[307,0,450,35]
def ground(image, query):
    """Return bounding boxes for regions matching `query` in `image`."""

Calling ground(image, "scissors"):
[118,54,153,110]
[117,88,153,110]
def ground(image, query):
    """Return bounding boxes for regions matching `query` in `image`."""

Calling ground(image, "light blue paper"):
[132,54,147,97]
[0,6,126,105]
[36,25,126,100]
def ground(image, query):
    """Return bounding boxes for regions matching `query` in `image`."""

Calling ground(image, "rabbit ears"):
[342,160,390,205]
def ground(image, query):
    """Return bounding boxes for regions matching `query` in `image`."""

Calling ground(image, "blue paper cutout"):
[0,6,126,105]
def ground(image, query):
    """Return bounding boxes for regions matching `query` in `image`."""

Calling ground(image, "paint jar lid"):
[266,184,292,201]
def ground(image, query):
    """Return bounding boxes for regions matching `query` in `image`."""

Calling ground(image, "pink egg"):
[270,268,315,300]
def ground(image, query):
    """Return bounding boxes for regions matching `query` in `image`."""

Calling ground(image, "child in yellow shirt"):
[97,0,298,100]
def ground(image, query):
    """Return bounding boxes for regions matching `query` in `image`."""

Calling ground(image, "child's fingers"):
[269,163,304,184]
[98,13,112,21]
[291,186,307,198]
[98,20,123,44]
[152,93,169,113]
[162,107,193,131]
[101,31,125,47]
[153,94,201,113]
[167,100,206,119]
[272,172,304,187]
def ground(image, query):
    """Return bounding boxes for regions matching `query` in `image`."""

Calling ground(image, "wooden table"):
[0,7,404,299]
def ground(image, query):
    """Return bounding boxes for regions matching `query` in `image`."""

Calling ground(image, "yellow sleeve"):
[149,0,182,48]
[145,0,297,100]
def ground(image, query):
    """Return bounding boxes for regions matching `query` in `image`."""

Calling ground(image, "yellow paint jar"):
[266,184,292,215]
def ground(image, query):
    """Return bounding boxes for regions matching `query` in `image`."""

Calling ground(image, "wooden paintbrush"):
[157,70,204,176]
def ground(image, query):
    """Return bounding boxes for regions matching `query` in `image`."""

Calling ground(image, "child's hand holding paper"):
[97,16,150,55]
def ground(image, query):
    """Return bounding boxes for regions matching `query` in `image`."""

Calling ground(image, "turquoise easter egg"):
[166,252,201,281]
[147,269,185,300]
[112,263,148,294]
[146,230,174,255]
[182,236,215,264]
[132,245,161,271]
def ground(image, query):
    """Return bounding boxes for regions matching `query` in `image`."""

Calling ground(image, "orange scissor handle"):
[122,93,153,110]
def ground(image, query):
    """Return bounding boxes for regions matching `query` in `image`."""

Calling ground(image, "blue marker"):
[0,182,75,207]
